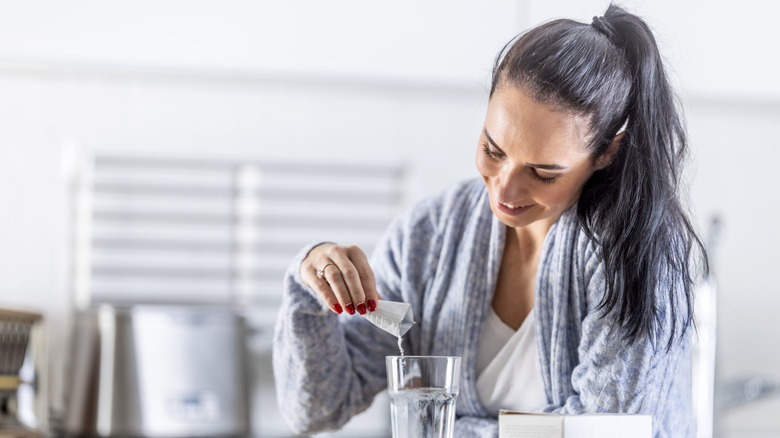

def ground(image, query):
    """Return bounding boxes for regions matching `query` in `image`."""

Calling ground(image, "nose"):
[494,164,528,202]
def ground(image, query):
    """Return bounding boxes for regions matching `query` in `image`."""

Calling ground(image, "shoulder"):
[376,178,490,269]
[370,178,489,288]
[393,178,489,236]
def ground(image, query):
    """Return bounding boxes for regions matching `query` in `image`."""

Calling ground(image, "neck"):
[505,218,555,263]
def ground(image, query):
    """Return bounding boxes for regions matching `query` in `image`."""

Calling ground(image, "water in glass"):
[389,387,457,438]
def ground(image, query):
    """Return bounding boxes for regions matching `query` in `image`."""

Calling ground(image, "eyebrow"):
[483,128,568,171]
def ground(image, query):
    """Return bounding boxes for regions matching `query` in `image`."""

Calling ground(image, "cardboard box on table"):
[498,411,652,438]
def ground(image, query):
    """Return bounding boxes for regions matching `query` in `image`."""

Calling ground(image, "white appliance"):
[64,304,250,438]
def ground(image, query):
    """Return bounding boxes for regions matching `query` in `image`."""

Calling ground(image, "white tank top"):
[475,307,548,416]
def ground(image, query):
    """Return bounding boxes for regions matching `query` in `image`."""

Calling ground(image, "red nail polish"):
[357,303,367,315]
[367,299,377,312]
[345,304,356,315]
[332,303,343,314]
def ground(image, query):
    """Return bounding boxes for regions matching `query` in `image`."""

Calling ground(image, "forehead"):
[485,86,592,158]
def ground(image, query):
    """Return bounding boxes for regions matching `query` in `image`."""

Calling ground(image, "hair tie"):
[591,16,617,42]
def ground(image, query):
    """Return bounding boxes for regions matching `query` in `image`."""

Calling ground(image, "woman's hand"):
[301,243,381,315]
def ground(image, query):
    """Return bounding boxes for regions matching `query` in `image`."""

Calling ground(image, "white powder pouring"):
[361,300,414,356]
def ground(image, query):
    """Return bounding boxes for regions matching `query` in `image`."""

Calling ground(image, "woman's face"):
[475,85,610,231]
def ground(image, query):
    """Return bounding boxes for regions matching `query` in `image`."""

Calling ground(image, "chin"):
[491,208,535,229]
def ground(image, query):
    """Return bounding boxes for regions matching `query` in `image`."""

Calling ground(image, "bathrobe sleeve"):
[272,197,442,434]
[539,231,693,438]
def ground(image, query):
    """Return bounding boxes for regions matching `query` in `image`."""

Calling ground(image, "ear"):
[595,132,624,170]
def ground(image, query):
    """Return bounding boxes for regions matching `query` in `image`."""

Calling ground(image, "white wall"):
[0,1,522,436]
[1,0,779,437]
[687,96,780,436]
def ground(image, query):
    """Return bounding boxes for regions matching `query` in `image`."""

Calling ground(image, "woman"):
[273,4,706,437]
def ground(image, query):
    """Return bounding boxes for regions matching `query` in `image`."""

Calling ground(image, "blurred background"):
[0,0,778,437]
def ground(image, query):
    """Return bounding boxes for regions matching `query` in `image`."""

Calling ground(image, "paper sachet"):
[361,300,414,337]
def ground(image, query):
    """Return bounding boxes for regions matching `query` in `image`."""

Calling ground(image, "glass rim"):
[385,355,461,360]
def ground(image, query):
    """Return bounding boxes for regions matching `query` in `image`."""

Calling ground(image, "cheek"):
[545,179,586,206]
[545,186,572,203]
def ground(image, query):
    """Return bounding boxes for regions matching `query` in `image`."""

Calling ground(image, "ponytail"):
[492,4,707,348]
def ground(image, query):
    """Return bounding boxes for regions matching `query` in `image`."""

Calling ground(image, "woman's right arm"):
[273,181,497,435]
[272,240,403,434]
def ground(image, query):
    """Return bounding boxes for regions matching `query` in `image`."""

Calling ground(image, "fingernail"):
[345,303,356,315]
[367,299,377,312]
[357,303,367,315]
[332,303,343,314]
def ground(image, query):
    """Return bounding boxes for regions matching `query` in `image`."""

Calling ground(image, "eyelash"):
[482,143,502,159]
[481,143,559,185]
[531,170,558,185]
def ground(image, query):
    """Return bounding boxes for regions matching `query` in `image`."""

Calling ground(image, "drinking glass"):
[385,356,461,438]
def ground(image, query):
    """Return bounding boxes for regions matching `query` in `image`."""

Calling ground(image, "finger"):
[300,265,343,315]
[345,246,381,312]
[320,263,357,315]
[300,243,344,314]
[327,246,370,315]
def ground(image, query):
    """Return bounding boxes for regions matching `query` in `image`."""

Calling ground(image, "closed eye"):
[482,142,504,159]
[530,168,558,184]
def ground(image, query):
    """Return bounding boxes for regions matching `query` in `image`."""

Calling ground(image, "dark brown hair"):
[491,4,707,348]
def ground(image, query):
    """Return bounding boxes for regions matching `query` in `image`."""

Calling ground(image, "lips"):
[496,198,533,216]
[500,201,525,209]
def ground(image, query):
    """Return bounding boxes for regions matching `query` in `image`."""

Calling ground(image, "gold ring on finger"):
[316,262,337,279]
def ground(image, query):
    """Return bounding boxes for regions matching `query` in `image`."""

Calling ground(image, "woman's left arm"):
[548,304,691,414]
[541,236,693,437]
